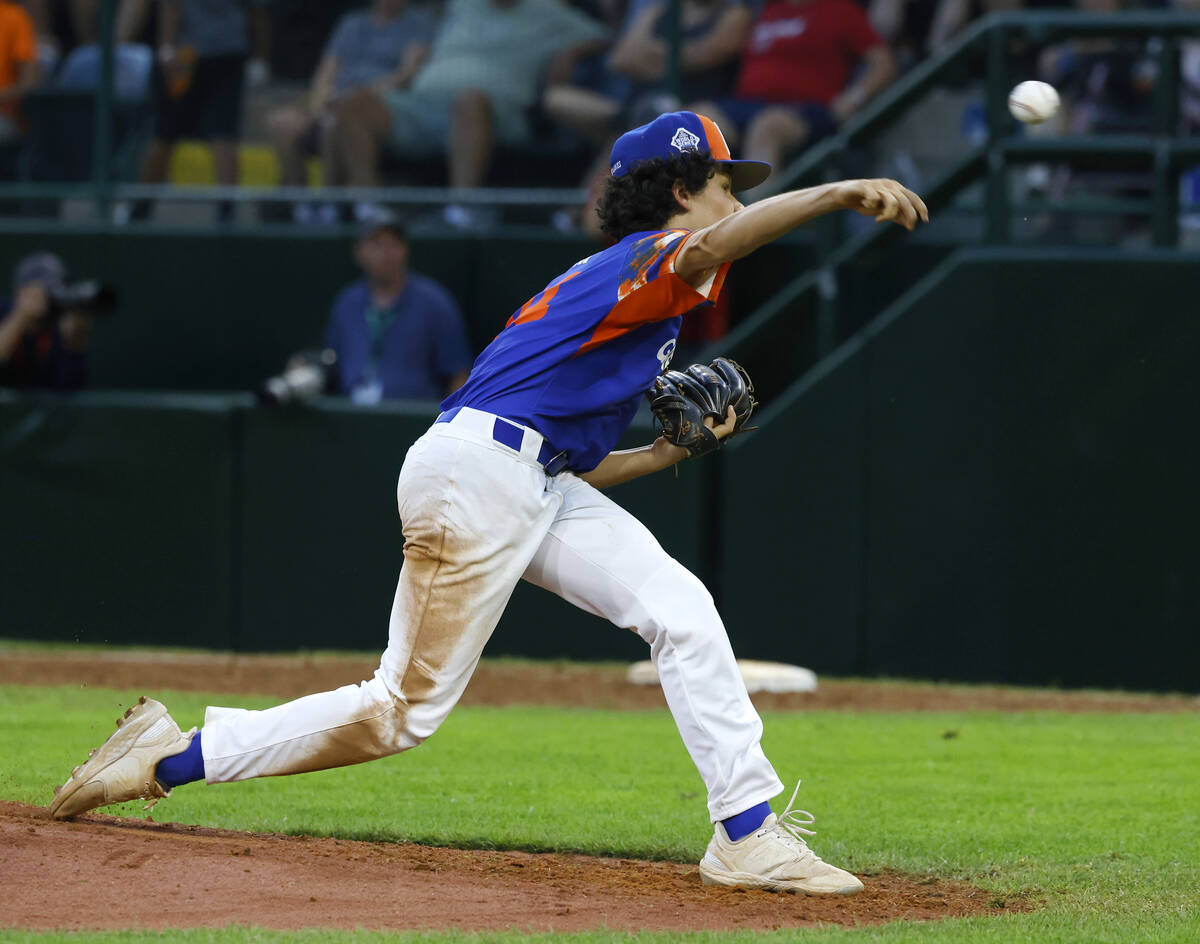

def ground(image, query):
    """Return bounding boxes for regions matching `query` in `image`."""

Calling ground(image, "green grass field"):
[1,679,1198,943]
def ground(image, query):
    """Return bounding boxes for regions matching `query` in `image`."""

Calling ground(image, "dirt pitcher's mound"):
[0,802,1019,933]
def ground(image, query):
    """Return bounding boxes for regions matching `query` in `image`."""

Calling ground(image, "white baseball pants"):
[201,408,783,821]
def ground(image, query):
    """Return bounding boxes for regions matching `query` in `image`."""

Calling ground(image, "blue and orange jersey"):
[440,229,730,472]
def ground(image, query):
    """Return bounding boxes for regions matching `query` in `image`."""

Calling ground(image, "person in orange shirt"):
[0,0,38,141]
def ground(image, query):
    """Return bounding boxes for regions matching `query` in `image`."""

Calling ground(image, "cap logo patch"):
[670,127,701,152]
[610,160,622,174]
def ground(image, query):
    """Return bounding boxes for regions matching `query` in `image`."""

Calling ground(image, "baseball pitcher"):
[50,111,926,894]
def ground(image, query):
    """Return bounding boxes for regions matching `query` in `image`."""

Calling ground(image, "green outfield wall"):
[721,248,1200,692]
[0,392,705,661]
[2,248,1197,690]
[0,392,240,648]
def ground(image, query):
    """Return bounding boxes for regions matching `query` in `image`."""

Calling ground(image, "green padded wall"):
[6,247,1199,690]
[862,250,1200,690]
[235,400,423,654]
[722,249,1200,691]
[716,350,867,673]
[0,391,242,647]
[0,392,708,661]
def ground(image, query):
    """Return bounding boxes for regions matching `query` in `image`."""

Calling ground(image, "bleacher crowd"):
[0,0,1190,227]
[1,0,1196,400]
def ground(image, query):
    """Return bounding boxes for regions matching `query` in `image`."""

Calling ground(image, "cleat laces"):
[764,781,820,864]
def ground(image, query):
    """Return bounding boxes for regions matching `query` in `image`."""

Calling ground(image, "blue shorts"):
[715,98,837,143]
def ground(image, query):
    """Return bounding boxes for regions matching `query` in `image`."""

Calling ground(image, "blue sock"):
[155,731,205,788]
[722,801,772,841]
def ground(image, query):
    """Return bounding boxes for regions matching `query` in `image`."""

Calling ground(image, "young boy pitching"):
[50,111,926,894]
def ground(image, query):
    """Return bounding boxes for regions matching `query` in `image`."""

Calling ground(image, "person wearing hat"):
[290,216,473,404]
[0,253,92,390]
[49,111,926,896]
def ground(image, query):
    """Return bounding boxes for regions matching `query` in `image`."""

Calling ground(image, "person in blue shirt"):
[49,111,927,897]
[320,218,472,403]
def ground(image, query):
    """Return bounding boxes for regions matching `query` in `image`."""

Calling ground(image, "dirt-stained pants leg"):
[201,427,561,783]
[522,472,783,822]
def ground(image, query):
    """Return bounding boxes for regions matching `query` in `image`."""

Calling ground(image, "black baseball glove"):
[646,356,757,457]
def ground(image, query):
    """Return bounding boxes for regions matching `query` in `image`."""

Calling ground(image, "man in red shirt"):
[697,0,894,195]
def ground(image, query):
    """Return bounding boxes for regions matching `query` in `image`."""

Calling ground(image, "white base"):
[627,659,818,694]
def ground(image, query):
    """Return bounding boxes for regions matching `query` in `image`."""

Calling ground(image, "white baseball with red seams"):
[1008,81,1060,124]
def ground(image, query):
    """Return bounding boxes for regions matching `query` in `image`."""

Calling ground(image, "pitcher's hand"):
[835,179,929,230]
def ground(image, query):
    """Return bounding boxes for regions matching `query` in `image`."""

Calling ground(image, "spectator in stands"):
[135,0,270,218]
[926,0,1022,56]
[267,0,435,221]
[27,1,174,102]
[326,0,610,227]
[697,0,895,196]
[22,0,92,75]
[316,217,473,404]
[543,0,754,144]
[1037,0,1155,136]
[0,0,38,141]
[868,0,939,71]
[0,253,101,390]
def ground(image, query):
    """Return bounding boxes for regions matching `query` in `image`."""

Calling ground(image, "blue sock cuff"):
[155,731,205,788]
[722,800,772,841]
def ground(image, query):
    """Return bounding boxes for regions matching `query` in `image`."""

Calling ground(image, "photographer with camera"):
[264,216,473,406]
[0,253,114,391]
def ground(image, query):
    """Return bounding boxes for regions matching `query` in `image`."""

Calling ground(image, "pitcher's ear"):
[672,178,691,211]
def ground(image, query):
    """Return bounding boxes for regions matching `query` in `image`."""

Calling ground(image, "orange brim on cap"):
[696,113,772,192]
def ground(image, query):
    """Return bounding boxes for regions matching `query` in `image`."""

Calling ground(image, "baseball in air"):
[1008,81,1060,124]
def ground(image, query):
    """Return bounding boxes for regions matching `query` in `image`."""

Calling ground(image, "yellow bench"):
[167,141,322,187]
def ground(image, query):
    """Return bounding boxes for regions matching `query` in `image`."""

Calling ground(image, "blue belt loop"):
[491,417,525,453]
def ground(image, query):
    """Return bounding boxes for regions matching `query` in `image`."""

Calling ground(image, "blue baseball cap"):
[609,110,771,192]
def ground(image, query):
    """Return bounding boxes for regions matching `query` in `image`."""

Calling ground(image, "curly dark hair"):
[596,151,720,241]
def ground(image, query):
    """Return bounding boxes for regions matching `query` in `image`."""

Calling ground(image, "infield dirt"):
[2,648,1196,713]
[0,800,1017,933]
[5,648,1187,933]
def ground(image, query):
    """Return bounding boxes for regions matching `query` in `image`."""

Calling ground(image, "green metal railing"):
[701,10,1200,366]
[91,0,115,219]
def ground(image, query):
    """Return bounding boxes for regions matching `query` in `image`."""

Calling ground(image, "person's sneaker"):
[49,696,195,820]
[698,782,864,895]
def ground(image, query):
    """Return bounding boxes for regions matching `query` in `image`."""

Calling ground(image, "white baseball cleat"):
[49,696,196,820]
[698,782,865,895]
